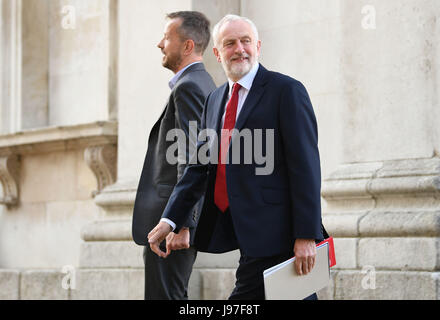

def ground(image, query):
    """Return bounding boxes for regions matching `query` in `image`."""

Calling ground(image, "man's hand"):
[166,227,190,256]
[293,239,317,275]
[148,221,173,258]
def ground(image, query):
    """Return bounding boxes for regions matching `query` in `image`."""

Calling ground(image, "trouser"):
[228,251,317,300]
[143,244,197,300]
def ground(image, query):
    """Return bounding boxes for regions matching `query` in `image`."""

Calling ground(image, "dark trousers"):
[143,245,197,300]
[228,251,318,300]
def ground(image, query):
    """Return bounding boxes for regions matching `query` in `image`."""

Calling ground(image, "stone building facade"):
[0,0,439,299]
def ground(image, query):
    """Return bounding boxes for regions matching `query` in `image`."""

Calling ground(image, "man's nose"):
[234,41,245,54]
[157,40,163,49]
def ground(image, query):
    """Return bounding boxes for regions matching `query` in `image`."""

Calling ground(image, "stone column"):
[321,1,440,299]
[21,0,49,129]
[48,0,114,126]
[1,0,23,133]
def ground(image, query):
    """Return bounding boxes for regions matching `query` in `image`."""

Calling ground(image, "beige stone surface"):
[194,251,240,269]
[71,269,143,300]
[81,218,133,241]
[241,0,345,181]
[338,0,440,163]
[1,0,440,301]
[335,270,440,300]
[0,270,20,299]
[48,0,111,126]
[0,203,46,268]
[0,200,99,269]
[333,238,358,269]
[188,250,240,299]
[19,149,96,202]
[188,269,202,300]
[118,0,191,183]
[359,211,440,237]
[21,0,49,130]
[199,269,236,300]
[317,270,338,300]
[92,182,135,218]
[79,241,143,268]
[20,270,69,300]
[323,156,440,299]
[0,121,117,154]
[358,237,440,271]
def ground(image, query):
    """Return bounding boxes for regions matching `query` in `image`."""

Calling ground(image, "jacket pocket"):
[157,184,174,198]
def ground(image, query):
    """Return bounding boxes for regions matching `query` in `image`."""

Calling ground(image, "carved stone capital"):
[0,154,20,206]
[84,145,117,196]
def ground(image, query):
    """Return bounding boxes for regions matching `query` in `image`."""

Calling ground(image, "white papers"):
[263,242,330,300]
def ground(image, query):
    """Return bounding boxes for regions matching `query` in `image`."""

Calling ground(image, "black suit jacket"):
[161,64,324,258]
[132,63,216,246]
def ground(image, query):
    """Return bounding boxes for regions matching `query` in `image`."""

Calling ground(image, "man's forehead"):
[164,18,182,33]
[219,20,254,40]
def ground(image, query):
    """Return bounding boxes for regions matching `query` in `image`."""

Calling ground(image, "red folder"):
[317,237,336,267]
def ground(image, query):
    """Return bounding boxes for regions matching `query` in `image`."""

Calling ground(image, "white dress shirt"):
[221,62,260,127]
[161,62,260,232]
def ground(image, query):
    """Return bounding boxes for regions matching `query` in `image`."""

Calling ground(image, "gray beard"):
[224,59,255,80]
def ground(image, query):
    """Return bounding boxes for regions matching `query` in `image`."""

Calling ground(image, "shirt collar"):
[227,62,260,93]
[168,61,202,89]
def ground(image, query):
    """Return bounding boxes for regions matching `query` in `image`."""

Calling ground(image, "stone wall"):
[0,0,439,300]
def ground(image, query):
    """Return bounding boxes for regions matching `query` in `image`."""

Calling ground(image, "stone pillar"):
[321,1,440,299]
[48,0,114,126]
[21,0,49,129]
[1,0,23,133]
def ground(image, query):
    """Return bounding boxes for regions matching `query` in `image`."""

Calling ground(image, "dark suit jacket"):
[132,63,216,246]
[161,64,324,258]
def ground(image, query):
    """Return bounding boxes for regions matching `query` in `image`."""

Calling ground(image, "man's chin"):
[162,60,175,72]
[229,63,252,79]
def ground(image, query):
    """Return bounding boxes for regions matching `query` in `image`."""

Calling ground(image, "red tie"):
[214,83,241,212]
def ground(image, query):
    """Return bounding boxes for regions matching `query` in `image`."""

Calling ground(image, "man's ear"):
[183,39,195,56]
[256,40,261,56]
[213,47,221,63]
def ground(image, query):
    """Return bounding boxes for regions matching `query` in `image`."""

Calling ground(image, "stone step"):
[334,270,440,300]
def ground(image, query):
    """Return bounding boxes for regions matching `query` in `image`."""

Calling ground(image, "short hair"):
[166,11,211,55]
[212,14,259,47]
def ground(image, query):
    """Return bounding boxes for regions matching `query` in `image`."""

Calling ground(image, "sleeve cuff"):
[160,218,176,231]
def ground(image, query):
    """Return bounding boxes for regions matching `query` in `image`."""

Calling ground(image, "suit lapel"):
[234,64,268,131]
[158,65,204,129]
[214,83,230,133]
[174,62,205,87]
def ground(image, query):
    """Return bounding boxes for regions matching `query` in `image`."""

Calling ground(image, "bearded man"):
[132,11,216,300]
[148,14,323,300]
